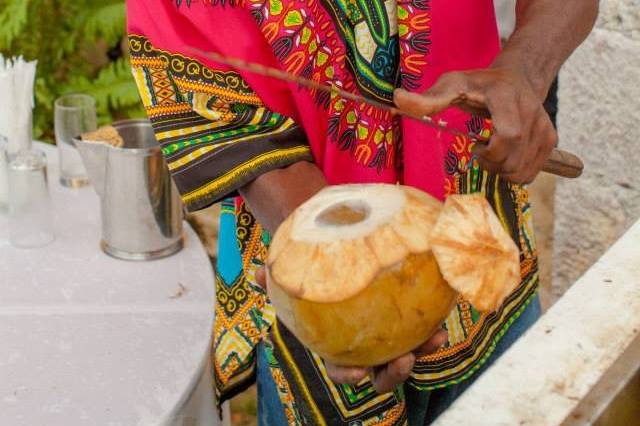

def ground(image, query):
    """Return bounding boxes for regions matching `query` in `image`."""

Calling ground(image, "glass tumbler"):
[8,149,55,248]
[54,94,97,188]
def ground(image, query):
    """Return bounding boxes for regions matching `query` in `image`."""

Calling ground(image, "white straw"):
[4,56,37,155]
[0,54,38,210]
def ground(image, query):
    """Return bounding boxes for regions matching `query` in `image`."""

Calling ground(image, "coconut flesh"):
[267,184,520,367]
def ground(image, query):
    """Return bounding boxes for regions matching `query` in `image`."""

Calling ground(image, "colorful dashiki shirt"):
[127,0,540,424]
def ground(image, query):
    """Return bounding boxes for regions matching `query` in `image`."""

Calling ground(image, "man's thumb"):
[393,88,453,118]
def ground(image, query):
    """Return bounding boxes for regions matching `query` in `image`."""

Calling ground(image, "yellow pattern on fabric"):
[130,36,311,212]
[131,65,153,107]
[157,122,226,143]
[412,274,537,382]
[311,351,404,419]
[493,176,509,230]
[143,103,194,118]
[181,145,309,204]
[165,118,298,171]
[273,323,327,426]
[174,77,263,105]
[443,296,466,344]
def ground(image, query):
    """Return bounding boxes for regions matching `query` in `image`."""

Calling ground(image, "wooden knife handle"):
[542,148,584,179]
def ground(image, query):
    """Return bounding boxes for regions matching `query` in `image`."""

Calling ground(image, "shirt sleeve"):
[128,35,313,212]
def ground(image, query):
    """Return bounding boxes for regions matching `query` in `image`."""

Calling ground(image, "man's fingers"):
[429,72,490,112]
[325,363,368,385]
[326,329,448,393]
[255,266,267,289]
[514,145,543,185]
[396,69,552,185]
[474,142,509,168]
[370,352,416,394]
[473,86,550,182]
[394,72,480,117]
[478,90,525,165]
[413,329,449,356]
[475,154,503,175]
[520,113,558,183]
[394,88,454,118]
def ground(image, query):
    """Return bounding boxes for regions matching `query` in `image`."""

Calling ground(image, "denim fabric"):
[406,296,542,425]
[256,342,290,426]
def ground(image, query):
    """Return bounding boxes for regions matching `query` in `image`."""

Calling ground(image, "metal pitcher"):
[74,119,183,261]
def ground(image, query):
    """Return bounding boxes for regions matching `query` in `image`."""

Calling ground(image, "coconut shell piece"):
[430,194,520,312]
[81,125,124,148]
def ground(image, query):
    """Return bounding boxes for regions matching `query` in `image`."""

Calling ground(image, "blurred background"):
[0,0,143,142]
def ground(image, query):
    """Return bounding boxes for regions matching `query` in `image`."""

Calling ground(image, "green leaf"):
[0,1,138,140]
[0,0,29,48]
[82,2,127,46]
[66,58,141,123]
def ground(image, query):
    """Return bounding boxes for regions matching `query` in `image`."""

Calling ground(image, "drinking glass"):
[8,149,55,248]
[54,94,97,188]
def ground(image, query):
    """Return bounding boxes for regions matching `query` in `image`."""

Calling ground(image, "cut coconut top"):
[290,184,406,243]
[267,184,443,303]
[430,194,520,312]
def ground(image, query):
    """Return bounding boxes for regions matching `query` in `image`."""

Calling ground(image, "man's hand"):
[255,267,448,394]
[239,161,327,235]
[393,0,599,185]
[324,329,448,394]
[393,67,557,184]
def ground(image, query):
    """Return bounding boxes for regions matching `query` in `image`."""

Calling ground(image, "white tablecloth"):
[0,143,227,426]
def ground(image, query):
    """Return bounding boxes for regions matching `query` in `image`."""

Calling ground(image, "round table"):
[0,143,227,426]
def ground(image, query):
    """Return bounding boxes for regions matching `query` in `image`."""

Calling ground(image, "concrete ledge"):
[434,219,640,426]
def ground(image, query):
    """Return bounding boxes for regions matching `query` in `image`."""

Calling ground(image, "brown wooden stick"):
[189,47,584,179]
[543,148,584,178]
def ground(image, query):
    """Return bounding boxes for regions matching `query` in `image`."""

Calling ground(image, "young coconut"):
[266,184,520,367]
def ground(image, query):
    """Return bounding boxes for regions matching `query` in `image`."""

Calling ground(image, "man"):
[495,0,559,126]
[127,0,598,424]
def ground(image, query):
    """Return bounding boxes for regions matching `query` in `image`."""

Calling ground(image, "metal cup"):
[75,120,183,261]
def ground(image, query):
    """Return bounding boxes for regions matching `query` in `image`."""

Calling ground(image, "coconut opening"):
[289,184,406,243]
[315,201,370,227]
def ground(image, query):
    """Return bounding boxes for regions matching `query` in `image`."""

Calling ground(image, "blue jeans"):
[257,296,542,425]
[256,340,290,426]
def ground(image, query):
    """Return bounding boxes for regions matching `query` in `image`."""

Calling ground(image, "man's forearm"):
[493,0,598,99]
[239,161,327,234]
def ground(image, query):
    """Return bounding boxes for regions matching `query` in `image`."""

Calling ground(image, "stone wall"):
[553,0,640,299]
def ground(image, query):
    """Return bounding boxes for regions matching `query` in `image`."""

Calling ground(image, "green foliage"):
[0,0,143,141]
